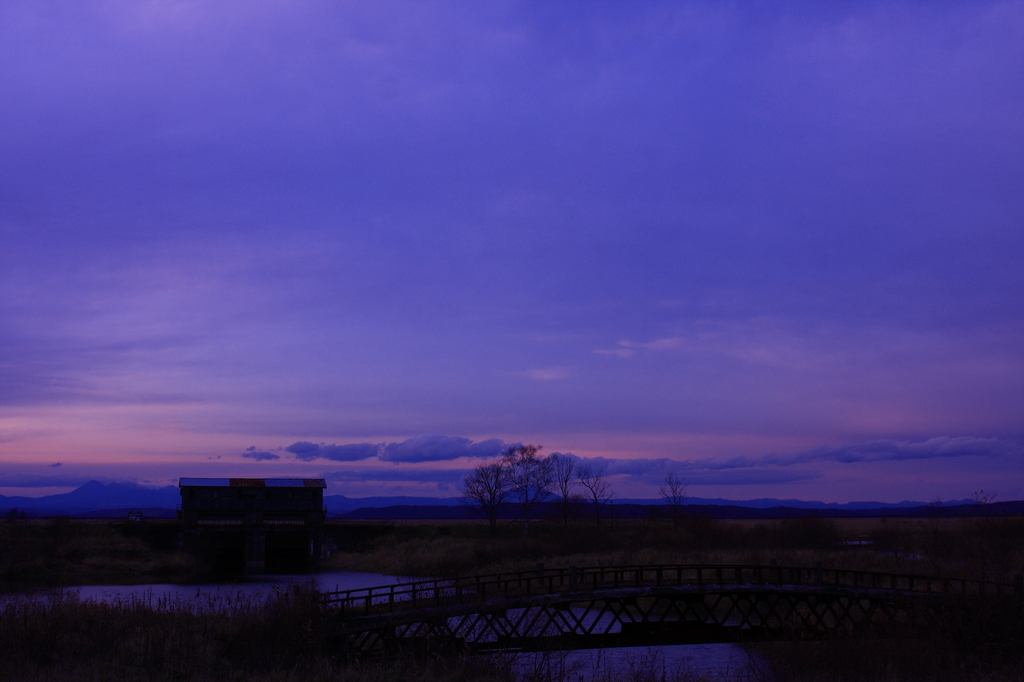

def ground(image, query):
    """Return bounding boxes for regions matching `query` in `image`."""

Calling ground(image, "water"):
[18,570,416,605]
[499,603,760,681]
[511,645,760,681]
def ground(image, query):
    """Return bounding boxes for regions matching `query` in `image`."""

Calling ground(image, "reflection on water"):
[23,571,417,605]
[511,644,760,681]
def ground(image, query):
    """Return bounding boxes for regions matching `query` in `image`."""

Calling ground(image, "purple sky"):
[2,1,1022,502]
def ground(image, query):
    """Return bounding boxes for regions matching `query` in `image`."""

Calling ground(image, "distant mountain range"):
[0,480,992,519]
[0,481,180,516]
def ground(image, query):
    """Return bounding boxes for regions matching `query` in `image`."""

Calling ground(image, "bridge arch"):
[319,564,1022,654]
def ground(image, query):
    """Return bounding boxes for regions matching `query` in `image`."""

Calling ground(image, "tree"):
[462,462,511,536]
[576,462,613,526]
[550,452,580,528]
[504,444,553,536]
[660,472,687,528]
[971,490,996,505]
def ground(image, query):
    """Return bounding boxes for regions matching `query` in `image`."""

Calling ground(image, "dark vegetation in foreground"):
[3,588,758,682]
[1,585,1022,682]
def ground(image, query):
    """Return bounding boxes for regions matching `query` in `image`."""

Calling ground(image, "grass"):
[7,512,1022,589]
[0,518,197,590]
[0,590,749,682]
[0,587,322,681]
[321,514,1024,581]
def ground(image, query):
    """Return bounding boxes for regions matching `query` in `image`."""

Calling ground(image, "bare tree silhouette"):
[660,472,687,528]
[462,462,510,536]
[504,444,552,536]
[550,452,580,528]
[576,462,613,526]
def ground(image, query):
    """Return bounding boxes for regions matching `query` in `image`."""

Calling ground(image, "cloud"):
[49,462,62,468]
[593,347,635,358]
[760,437,1022,467]
[241,446,279,462]
[597,457,674,476]
[286,441,381,462]
[594,338,684,358]
[379,435,512,463]
[321,443,383,461]
[286,435,513,464]
[1,2,1021,503]
[578,437,1021,480]
[571,455,819,486]
[320,467,468,485]
[521,367,569,381]
[682,470,822,487]
[285,442,322,460]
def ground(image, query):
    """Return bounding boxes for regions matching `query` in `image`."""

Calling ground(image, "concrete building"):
[178,478,327,574]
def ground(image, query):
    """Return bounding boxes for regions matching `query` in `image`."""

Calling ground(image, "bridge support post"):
[569,566,578,592]
[245,528,265,575]
[814,561,823,586]
[1014,573,1023,611]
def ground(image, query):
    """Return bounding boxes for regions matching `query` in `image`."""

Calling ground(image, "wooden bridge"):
[319,564,1024,654]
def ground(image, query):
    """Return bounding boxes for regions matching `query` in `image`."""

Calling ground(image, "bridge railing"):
[318,564,1021,617]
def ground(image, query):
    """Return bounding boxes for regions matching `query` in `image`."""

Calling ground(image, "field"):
[321,514,1024,582]
[2,513,1023,681]
[0,518,196,589]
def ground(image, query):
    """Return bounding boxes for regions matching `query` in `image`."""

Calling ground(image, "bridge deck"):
[319,564,1023,654]
[320,564,1020,617]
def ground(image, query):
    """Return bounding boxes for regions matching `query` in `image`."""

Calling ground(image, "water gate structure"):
[179,478,327,574]
[319,564,1024,654]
